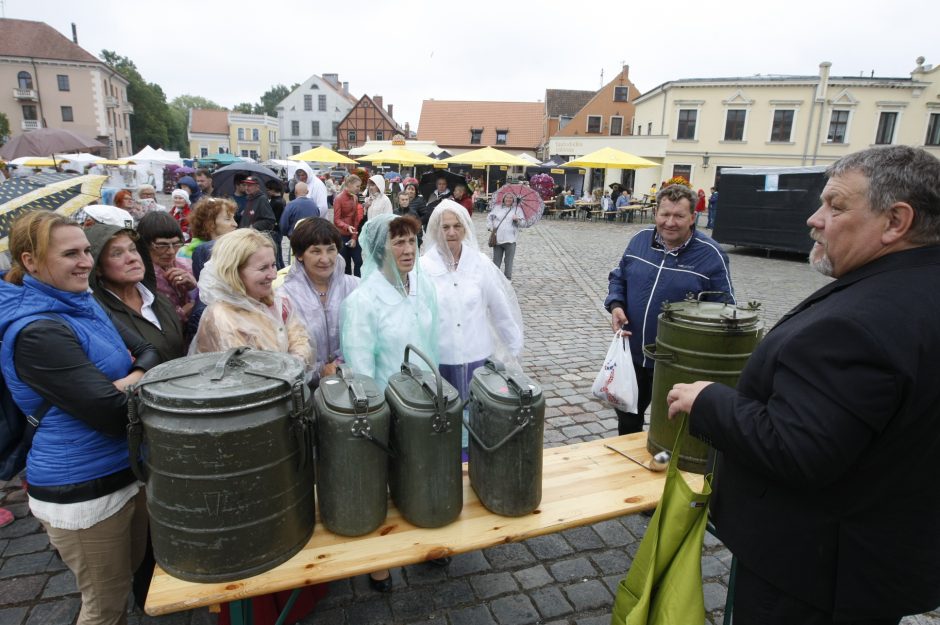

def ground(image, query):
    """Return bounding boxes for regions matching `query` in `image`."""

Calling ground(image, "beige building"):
[0,18,133,157]
[229,113,279,161]
[188,109,230,157]
[631,58,940,190]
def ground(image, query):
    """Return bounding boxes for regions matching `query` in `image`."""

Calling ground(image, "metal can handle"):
[642,344,676,362]
[403,344,445,416]
[462,413,529,453]
[694,290,733,303]
[210,346,249,381]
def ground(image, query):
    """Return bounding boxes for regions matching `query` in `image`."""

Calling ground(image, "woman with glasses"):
[137,211,197,324]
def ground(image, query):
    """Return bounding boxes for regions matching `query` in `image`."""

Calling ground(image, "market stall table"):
[145,433,704,620]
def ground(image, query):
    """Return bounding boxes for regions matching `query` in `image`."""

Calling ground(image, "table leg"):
[274,588,302,625]
[230,599,254,625]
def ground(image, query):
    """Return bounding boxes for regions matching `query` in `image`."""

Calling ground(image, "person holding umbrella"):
[486,192,524,280]
[426,175,452,212]
[239,176,276,233]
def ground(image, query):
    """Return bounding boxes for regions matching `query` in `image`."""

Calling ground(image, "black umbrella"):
[211,162,280,197]
[418,169,467,202]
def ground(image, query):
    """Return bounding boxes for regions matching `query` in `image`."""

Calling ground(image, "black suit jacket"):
[691,245,940,619]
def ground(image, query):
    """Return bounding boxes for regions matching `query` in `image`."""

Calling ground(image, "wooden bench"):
[145,434,702,618]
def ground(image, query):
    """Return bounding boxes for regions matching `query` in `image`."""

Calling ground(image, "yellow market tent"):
[288,146,358,165]
[562,147,659,170]
[356,147,438,166]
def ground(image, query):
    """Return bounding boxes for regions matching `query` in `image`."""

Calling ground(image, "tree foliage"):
[0,112,10,147]
[170,95,225,112]
[231,84,299,118]
[232,102,255,114]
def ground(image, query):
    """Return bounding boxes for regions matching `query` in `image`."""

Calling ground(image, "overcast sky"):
[4,0,934,131]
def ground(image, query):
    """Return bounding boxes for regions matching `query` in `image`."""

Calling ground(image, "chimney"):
[342,82,349,96]
[405,122,411,134]
[322,73,338,86]
[387,104,394,118]
[71,23,78,44]
[622,64,629,79]
[816,61,832,102]
[373,95,383,110]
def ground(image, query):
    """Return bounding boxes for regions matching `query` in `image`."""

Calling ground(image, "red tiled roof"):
[190,109,230,135]
[0,19,101,64]
[545,89,596,118]
[417,100,544,149]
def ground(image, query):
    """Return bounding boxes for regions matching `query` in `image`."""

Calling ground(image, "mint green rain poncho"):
[340,213,438,391]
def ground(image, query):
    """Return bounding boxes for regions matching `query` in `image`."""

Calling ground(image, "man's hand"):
[666,382,713,420]
[610,307,628,334]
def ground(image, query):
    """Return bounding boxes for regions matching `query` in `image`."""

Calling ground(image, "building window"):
[252,128,259,141]
[250,150,258,160]
[57,75,70,91]
[613,86,629,102]
[770,110,794,142]
[827,110,850,143]
[926,113,940,146]
[318,95,327,111]
[647,122,652,135]
[332,122,339,137]
[347,130,357,143]
[241,150,249,157]
[677,109,697,140]
[610,117,623,136]
[291,120,300,136]
[17,71,33,90]
[672,164,692,183]
[312,121,320,136]
[875,111,897,145]
[269,130,275,142]
[376,130,384,140]
[587,116,602,133]
[200,147,208,157]
[304,95,312,111]
[558,116,572,131]
[61,106,73,122]
[470,128,482,144]
[495,129,508,145]
[237,128,245,141]
[724,110,747,141]
[218,146,226,154]
[292,144,301,155]
[22,104,37,120]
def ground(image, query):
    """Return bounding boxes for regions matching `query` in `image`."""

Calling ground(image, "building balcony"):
[104,95,118,108]
[121,102,134,114]
[13,88,38,101]
[21,120,40,130]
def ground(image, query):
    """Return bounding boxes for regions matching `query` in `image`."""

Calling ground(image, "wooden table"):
[145,434,703,617]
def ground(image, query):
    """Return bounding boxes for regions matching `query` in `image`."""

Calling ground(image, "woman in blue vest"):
[0,211,159,625]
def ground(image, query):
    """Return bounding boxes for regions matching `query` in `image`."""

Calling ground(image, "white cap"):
[83,204,134,228]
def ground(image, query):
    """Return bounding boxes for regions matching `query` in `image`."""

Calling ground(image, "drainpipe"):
[811,61,831,166]
[30,58,46,128]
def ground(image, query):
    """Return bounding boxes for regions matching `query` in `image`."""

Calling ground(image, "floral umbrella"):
[492,183,544,228]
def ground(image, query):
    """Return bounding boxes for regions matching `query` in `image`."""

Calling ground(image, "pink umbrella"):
[492,183,544,227]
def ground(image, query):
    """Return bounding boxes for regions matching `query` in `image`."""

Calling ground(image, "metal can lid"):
[317,368,386,415]
[660,294,762,329]
[137,348,303,413]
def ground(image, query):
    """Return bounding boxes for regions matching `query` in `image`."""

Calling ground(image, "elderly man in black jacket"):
[667,145,940,625]
[238,176,276,233]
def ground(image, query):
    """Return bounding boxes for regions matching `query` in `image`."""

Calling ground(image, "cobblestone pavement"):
[1,212,938,625]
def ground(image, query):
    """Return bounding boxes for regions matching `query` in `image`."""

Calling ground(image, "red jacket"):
[333,190,363,241]
[454,194,473,216]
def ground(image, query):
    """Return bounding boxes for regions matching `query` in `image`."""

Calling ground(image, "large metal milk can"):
[385,345,463,528]
[644,294,763,473]
[313,365,391,536]
[129,347,315,583]
[466,361,545,517]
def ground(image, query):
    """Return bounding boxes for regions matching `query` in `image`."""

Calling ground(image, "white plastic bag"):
[592,332,639,412]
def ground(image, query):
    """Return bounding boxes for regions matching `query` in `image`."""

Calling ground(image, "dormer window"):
[470,128,482,144]
[495,129,508,145]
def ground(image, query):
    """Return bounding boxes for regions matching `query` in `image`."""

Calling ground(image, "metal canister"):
[129,347,315,583]
[644,293,763,473]
[313,365,391,536]
[385,345,463,528]
[466,361,545,517]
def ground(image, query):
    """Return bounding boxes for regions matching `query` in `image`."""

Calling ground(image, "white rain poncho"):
[192,258,315,378]
[420,200,524,398]
[340,213,438,391]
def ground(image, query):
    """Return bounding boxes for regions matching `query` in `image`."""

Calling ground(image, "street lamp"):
[702,152,710,169]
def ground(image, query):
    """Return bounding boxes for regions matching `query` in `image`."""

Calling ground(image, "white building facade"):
[275,73,356,158]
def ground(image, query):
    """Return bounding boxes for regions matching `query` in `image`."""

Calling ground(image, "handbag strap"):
[493,208,511,231]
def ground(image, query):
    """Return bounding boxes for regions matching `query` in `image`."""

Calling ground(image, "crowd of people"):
[2,145,940,625]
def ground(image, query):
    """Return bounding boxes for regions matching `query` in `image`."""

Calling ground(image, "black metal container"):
[313,365,391,536]
[385,345,463,528]
[129,347,315,583]
[466,361,545,517]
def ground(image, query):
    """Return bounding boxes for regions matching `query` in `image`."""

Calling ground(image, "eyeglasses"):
[151,241,183,251]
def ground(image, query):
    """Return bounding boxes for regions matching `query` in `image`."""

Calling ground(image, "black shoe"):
[368,574,393,593]
[428,557,451,567]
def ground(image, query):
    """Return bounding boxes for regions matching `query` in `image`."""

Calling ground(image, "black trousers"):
[614,366,654,435]
[733,562,900,625]
[341,236,363,277]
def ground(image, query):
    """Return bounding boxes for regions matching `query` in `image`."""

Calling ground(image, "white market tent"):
[348,140,441,158]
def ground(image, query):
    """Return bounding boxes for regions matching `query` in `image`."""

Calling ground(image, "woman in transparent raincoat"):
[191,229,315,380]
[340,213,437,392]
[421,200,524,455]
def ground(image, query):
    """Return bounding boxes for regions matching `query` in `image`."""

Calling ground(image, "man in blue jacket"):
[605,184,734,434]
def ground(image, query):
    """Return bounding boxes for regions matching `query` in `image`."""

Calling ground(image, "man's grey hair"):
[655,184,696,213]
[827,146,940,245]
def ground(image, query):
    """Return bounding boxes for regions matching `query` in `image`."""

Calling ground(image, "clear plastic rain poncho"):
[420,200,525,399]
[340,213,438,391]
[192,258,315,378]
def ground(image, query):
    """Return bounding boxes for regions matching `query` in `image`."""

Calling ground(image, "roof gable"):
[545,89,596,118]
[338,95,403,132]
[190,109,230,135]
[416,100,544,148]
[0,18,101,64]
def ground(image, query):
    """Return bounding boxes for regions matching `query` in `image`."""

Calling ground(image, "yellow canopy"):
[98,159,135,166]
[562,147,659,169]
[14,157,70,167]
[442,146,534,168]
[288,146,358,164]
[356,147,438,166]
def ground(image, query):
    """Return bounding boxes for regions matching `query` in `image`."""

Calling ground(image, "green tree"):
[170,94,225,112]
[257,84,297,117]
[0,111,10,146]
[232,102,254,114]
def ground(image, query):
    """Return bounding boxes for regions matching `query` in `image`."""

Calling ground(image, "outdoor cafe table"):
[145,433,704,619]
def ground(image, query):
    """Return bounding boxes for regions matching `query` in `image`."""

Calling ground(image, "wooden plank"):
[145,434,703,616]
